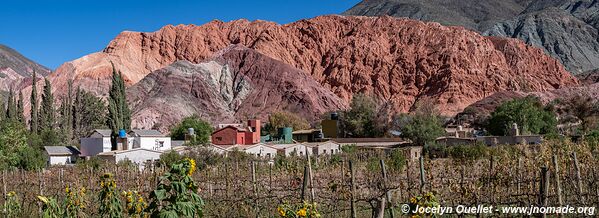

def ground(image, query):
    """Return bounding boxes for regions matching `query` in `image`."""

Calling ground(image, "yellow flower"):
[138,196,144,203]
[296,208,307,217]
[7,191,15,197]
[410,197,417,204]
[100,181,105,188]
[277,207,286,217]
[37,196,49,204]
[186,158,197,176]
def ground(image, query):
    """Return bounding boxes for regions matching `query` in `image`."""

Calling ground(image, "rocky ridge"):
[45,15,577,119]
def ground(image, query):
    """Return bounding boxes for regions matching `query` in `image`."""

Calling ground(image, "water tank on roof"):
[118,129,127,138]
[278,127,293,144]
[188,128,195,135]
[331,112,339,120]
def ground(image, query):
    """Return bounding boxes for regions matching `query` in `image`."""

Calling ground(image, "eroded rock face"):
[128,46,347,131]
[0,45,49,93]
[47,15,577,118]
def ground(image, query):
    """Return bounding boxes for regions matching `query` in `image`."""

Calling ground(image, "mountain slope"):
[0,45,49,91]
[128,46,347,131]
[45,15,577,117]
[342,0,532,32]
[344,0,599,74]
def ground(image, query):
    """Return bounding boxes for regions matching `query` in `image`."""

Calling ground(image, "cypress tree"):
[6,88,17,120]
[60,80,74,143]
[73,87,106,140]
[39,78,55,131]
[107,64,131,135]
[17,90,24,124]
[30,71,39,134]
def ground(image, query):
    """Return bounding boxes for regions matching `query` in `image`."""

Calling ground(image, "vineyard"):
[1,139,599,217]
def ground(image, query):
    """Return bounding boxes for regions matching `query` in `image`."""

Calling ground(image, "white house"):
[268,143,312,156]
[97,148,163,168]
[44,146,80,166]
[238,143,278,159]
[80,129,114,157]
[304,141,341,155]
[128,130,172,151]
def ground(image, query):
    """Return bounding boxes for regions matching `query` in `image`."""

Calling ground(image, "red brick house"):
[212,119,261,146]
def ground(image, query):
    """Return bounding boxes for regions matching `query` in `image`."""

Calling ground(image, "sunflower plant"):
[37,196,63,218]
[2,191,21,217]
[98,173,123,218]
[123,190,148,218]
[64,185,88,218]
[146,158,204,218]
[277,201,320,218]
[406,192,440,218]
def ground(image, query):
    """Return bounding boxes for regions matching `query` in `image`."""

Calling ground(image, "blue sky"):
[0,0,360,70]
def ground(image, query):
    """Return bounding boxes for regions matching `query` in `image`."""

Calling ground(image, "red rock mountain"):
[128,45,347,131]
[43,15,577,121]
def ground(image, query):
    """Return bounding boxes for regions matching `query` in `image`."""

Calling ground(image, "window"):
[331,149,334,154]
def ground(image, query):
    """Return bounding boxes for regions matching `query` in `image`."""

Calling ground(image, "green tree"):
[0,120,45,170]
[107,64,131,136]
[267,111,310,134]
[30,71,39,134]
[16,91,24,124]
[486,96,557,136]
[5,88,17,121]
[39,78,55,131]
[73,88,107,140]
[59,80,74,144]
[170,115,213,145]
[340,93,386,137]
[396,101,444,146]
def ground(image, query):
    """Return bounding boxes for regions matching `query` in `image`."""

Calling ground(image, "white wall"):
[115,149,163,168]
[80,137,111,156]
[312,142,340,155]
[282,144,312,156]
[133,137,171,151]
[245,145,277,159]
[48,156,72,165]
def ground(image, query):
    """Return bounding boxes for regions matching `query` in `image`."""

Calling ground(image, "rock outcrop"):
[128,46,346,131]
[344,0,599,74]
[46,15,577,118]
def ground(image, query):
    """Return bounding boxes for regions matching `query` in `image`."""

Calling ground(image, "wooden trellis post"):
[379,159,395,218]
[350,160,357,218]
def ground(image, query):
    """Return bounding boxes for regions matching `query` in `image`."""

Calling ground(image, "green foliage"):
[39,78,56,132]
[267,111,310,134]
[169,115,213,145]
[388,149,406,171]
[98,173,123,218]
[107,64,131,136]
[2,191,21,217]
[37,196,63,218]
[486,96,557,136]
[340,93,385,137]
[39,128,61,147]
[396,101,444,146]
[30,71,39,134]
[160,150,184,168]
[59,80,74,145]
[0,120,45,170]
[16,91,24,125]
[63,185,87,218]
[147,158,204,218]
[73,88,107,141]
[447,144,489,161]
[340,144,357,154]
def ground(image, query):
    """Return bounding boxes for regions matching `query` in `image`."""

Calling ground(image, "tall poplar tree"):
[39,78,55,131]
[60,80,74,143]
[107,64,131,135]
[30,71,39,134]
[17,91,24,124]
[5,89,16,120]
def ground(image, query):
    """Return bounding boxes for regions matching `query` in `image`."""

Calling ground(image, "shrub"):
[447,144,488,161]
[170,115,213,145]
[486,96,556,136]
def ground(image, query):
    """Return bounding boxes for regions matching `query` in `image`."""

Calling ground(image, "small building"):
[321,112,340,138]
[212,120,261,146]
[331,138,409,149]
[292,129,322,142]
[238,143,278,159]
[97,148,163,168]
[128,129,172,151]
[80,129,120,157]
[304,141,341,155]
[269,143,312,156]
[44,146,80,166]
